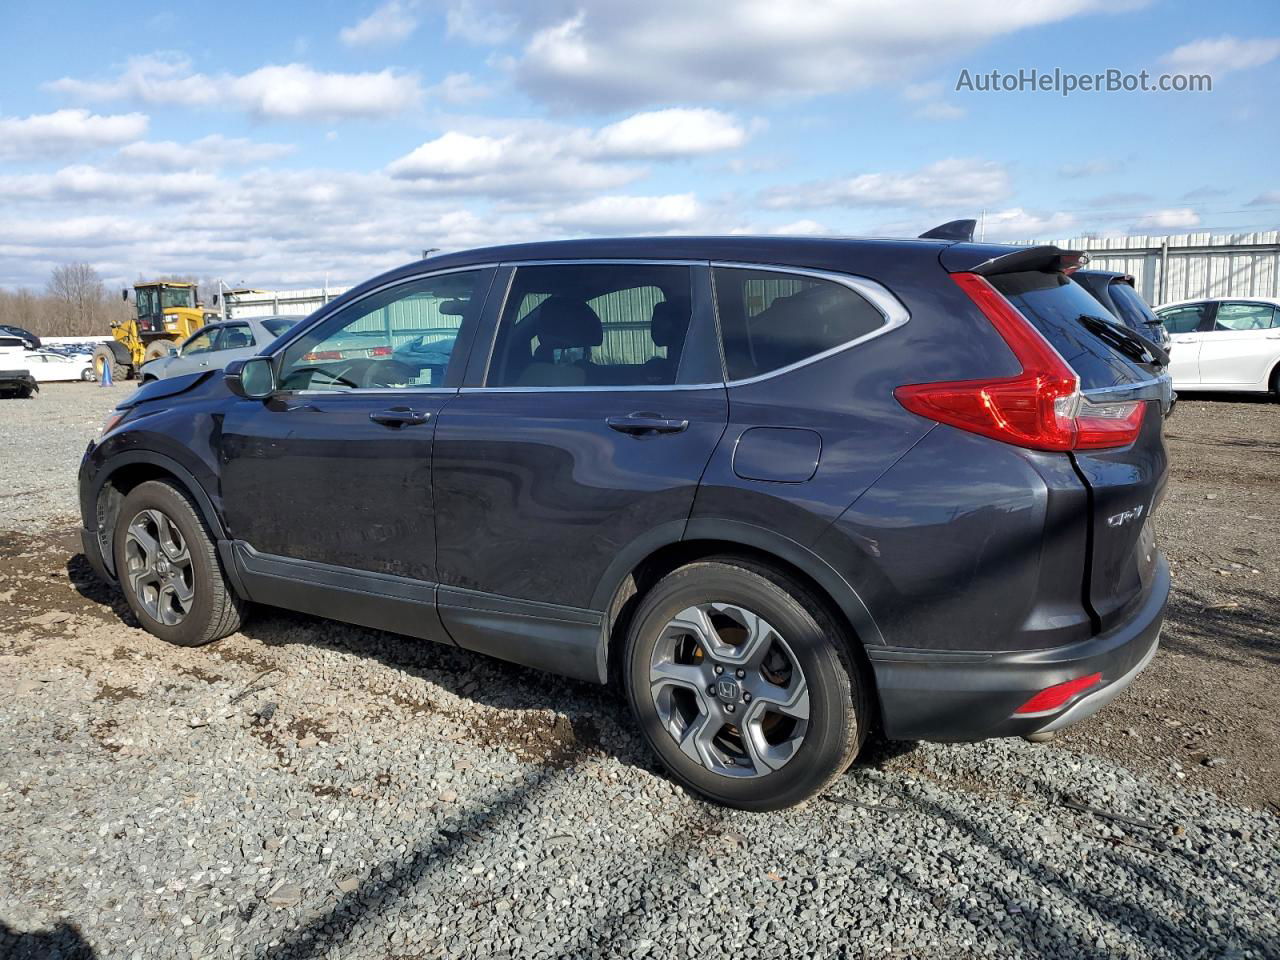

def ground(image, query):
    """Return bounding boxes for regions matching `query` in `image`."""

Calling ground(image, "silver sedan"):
[138,315,302,383]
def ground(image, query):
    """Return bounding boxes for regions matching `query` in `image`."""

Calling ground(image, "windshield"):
[160,287,196,310]
[1109,281,1162,328]
[262,317,301,337]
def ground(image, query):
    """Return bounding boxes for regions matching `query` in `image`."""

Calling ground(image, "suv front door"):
[1157,302,1213,386]
[430,260,728,680]
[220,268,494,602]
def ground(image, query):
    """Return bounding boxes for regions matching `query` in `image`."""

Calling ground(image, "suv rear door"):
[989,271,1169,631]
[1196,301,1280,388]
[430,260,727,681]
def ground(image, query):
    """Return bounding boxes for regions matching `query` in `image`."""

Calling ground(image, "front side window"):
[487,263,694,387]
[277,270,485,391]
[712,267,887,381]
[181,328,217,355]
[1157,303,1210,334]
[1214,302,1277,331]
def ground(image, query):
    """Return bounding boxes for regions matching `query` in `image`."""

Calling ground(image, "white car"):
[21,350,96,382]
[1154,297,1280,395]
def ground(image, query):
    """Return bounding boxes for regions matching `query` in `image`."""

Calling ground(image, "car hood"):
[117,369,217,409]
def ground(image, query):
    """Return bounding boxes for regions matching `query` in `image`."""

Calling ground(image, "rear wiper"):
[1076,314,1170,367]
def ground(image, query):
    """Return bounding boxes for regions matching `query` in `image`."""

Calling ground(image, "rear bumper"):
[869,552,1168,741]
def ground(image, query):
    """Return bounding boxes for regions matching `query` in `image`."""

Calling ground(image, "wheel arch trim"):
[89,450,228,580]
[591,517,885,659]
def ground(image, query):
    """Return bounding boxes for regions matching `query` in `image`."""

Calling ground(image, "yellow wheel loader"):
[93,282,219,381]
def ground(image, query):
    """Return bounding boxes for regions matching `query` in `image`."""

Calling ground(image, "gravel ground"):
[0,383,1277,959]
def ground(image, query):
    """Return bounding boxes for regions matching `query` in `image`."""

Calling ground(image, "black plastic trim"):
[437,585,606,684]
[870,553,1168,741]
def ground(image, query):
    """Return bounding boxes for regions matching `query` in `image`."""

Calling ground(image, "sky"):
[0,0,1277,290]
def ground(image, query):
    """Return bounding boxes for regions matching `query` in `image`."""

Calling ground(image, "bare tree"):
[45,263,107,336]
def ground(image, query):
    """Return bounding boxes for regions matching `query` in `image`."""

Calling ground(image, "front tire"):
[112,480,244,646]
[93,345,130,383]
[624,558,867,811]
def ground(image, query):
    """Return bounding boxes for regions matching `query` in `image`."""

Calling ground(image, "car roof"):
[1157,296,1280,309]
[323,234,1042,316]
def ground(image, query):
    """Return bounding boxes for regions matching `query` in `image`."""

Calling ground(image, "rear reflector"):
[1014,672,1103,715]
[894,273,1146,451]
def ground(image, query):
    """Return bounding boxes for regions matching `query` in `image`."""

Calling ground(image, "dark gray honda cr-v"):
[79,235,1171,810]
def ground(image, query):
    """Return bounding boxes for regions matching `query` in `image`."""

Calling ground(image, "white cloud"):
[428,72,493,104]
[979,208,1079,241]
[1162,35,1280,75]
[0,109,149,160]
[1134,208,1201,230]
[487,0,1143,108]
[386,109,748,194]
[547,193,704,231]
[594,108,748,157]
[340,1,421,47]
[0,165,220,201]
[387,130,643,196]
[446,0,517,44]
[50,54,423,119]
[761,158,1011,210]
[118,135,295,170]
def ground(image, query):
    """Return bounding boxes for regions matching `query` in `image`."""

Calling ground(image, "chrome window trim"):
[269,263,498,396]
[464,258,910,394]
[710,261,910,388]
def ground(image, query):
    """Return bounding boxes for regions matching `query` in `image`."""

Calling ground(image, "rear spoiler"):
[968,245,1088,277]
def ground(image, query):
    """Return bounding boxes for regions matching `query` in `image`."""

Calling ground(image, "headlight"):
[98,410,125,437]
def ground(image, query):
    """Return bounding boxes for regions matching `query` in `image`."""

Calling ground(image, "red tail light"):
[894,273,1145,451]
[1014,672,1102,715]
[302,350,344,362]
[369,346,393,357]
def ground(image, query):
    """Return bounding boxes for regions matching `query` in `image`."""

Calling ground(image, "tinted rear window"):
[1107,281,1161,330]
[991,271,1148,389]
[712,267,886,381]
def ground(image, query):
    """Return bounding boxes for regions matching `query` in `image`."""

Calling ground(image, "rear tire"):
[112,480,244,646]
[624,557,867,811]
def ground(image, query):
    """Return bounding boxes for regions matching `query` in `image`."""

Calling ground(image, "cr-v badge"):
[1107,504,1145,528]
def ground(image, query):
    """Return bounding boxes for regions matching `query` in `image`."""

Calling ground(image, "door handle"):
[606,414,689,436]
[369,407,433,427]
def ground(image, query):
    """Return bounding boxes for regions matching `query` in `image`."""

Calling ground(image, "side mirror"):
[224,356,275,399]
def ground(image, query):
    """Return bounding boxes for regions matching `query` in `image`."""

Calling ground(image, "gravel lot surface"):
[1,383,1277,959]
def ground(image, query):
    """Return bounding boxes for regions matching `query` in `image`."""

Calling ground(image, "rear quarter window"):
[712,267,887,381]
[991,271,1149,389]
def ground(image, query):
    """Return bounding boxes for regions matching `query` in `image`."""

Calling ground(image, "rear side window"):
[990,271,1148,389]
[712,267,886,381]
[216,324,255,349]
[1157,303,1210,334]
[1107,281,1161,329]
[1214,302,1277,331]
[262,317,299,337]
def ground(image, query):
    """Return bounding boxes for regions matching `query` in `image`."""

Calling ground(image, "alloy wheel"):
[648,603,809,778]
[124,508,196,625]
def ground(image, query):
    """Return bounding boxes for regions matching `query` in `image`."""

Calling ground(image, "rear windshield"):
[1108,281,1162,329]
[990,271,1148,390]
[262,317,300,337]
